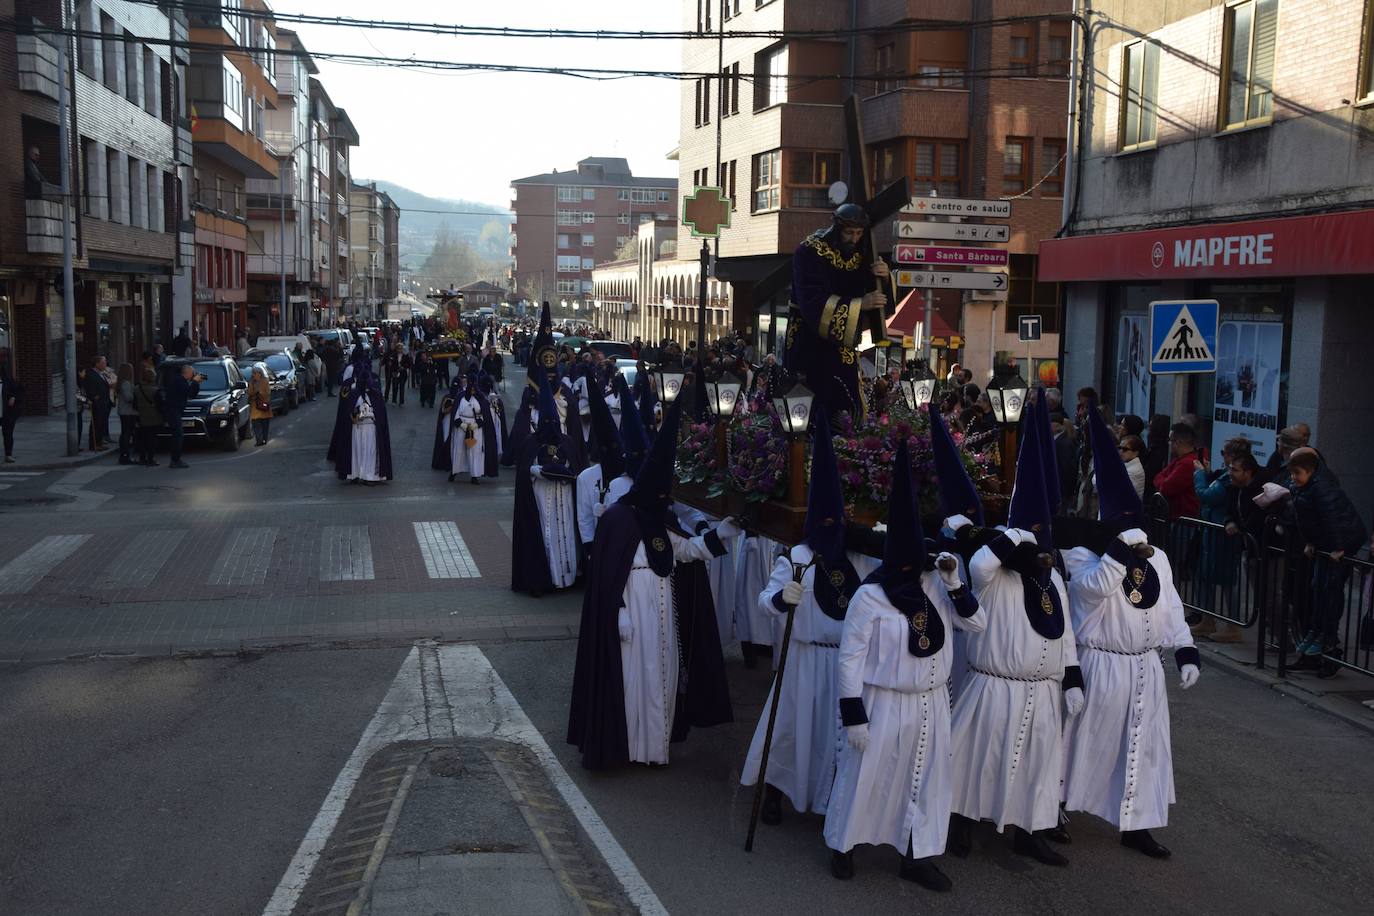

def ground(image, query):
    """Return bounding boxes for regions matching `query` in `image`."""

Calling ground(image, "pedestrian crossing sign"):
[1149,300,1218,374]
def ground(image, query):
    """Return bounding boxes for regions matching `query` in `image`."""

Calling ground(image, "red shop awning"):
[886,289,957,340]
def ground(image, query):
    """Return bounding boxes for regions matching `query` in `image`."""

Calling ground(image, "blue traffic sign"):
[1149,300,1218,374]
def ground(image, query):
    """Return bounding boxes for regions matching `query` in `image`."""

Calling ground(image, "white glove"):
[846,723,869,752]
[593,502,605,518]
[936,552,963,590]
[1118,528,1149,547]
[1064,687,1085,717]
[780,580,804,606]
[1002,527,1029,547]
[1180,664,1200,690]
[617,609,632,644]
[944,514,973,533]
[530,464,542,477]
[715,517,742,541]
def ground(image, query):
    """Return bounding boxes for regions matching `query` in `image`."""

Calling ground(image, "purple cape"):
[332,385,393,480]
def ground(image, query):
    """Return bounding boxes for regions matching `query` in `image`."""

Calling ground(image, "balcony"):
[25,198,70,255]
[336,237,348,259]
[859,86,968,144]
[17,31,60,102]
[192,113,279,179]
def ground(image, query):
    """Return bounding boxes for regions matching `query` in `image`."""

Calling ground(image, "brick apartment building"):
[509,157,676,315]
[1041,0,1374,512]
[308,79,357,323]
[349,179,400,318]
[598,0,1073,377]
[0,0,189,411]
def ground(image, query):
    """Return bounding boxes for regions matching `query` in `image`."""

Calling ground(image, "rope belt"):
[1079,644,1153,657]
[794,639,839,649]
[968,665,1055,683]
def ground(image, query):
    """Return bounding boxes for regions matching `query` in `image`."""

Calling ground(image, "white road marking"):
[497,519,513,540]
[208,527,278,586]
[412,521,479,579]
[48,465,132,513]
[0,534,90,593]
[0,471,44,477]
[320,525,375,581]
[93,529,184,589]
[260,643,665,916]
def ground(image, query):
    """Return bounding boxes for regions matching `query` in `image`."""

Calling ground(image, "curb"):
[1197,641,1374,738]
[11,450,117,471]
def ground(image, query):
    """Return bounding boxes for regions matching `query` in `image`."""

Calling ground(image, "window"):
[128,158,143,228]
[583,188,595,200]
[582,233,595,247]
[81,139,100,218]
[557,255,581,273]
[692,167,708,188]
[756,45,788,109]
[875,42,901,93]
[1363,2,1374,98]
[556,233,571,248]
[617,214,630,224]
[147,163,160,231]
[557,279,579,294]
[1003,138,1031,195]
[581,257,595,270]
[1009,23,1037,76]
[872,141,904,186]
[222,58,244,131]
[788,150,841,208]
[912,140,962,196]
[124,34,140,104]
[617,189,630,201]
[101,14,120,92]
[1221,0,1278,129]
[914,30,968,88]
[717,159,737,210]
[556,210,578,225]
[730,62,741,114]
[752,149,781,212]
[1120,40,1160,149]
[701,77,711,125]
[1041,139,1066,196]
[658,190,670,201]
[582,211,596,223]
[143,48,157,113]
[106,149,121,222]
[1004,255,1062,333]
[1046,21,1072,77]
[557,186,581,202]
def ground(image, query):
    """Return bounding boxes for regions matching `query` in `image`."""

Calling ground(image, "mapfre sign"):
[1039,207,1374,281]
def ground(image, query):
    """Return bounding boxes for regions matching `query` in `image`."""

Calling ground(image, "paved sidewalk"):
[4,411,118,469]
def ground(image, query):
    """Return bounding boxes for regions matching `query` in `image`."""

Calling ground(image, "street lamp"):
[653,366,685,404]
[985,370,1029,493]
[900,363,938,410]
[705,372,743,418]
[772,381,815,507]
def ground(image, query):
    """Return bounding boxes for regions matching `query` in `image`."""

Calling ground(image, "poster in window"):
[1114,315,1151,419]
[1033,358,1060,388]
[1211,320,1283,464]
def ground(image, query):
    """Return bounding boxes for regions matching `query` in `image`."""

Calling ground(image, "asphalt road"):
[2,365,1373,915]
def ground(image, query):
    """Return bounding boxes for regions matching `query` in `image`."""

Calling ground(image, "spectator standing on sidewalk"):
[115,363,138,465]
[133,368,162,466]
[162,364,201,469]
[249,363,273,447]
[1142,414,1171,496]
[82,356,114,451]
[321,340,343,397]
[1192,438,1250,642]
[1288,448,1368,658]
[0,348,22,463]
[1153,423,1201,520]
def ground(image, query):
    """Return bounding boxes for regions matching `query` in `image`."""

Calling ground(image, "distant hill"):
[364,180,510,273]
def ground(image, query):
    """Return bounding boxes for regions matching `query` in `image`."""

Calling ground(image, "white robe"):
[605,391,623,429]
[949,534,1079,833]
[446,396,486,478]
[620,529,720,765]
[531,466,578,589]
[575,464,631,546]
[1061,546,1194,831]
[733,535,784,651]
[487,393,504,461]
[347,395,383,482]
[824,578,987,856]
[740,545,880,815]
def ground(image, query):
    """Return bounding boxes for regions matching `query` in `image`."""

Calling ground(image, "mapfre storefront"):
[1040,207,1374,512]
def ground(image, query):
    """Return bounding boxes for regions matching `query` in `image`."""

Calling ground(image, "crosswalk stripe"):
[93,529,184,589]
[412,521,480,579]
[320,525,375,581]
[0,471,44,477]
[0,484,10,491]
[497,520,513,540]
[0,534,90,593]
[208,527,278,586]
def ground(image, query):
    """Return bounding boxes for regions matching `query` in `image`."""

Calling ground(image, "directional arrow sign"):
[894,243,1008,267]
[895,269,1007,291]
[900,197,1011,218]
[893,220,1010,242]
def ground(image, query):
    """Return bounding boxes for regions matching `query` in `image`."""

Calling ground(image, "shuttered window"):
[1221,0,1279,129]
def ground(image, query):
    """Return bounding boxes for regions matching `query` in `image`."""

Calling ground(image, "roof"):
[512,156,674,188]
[458,280,506,293]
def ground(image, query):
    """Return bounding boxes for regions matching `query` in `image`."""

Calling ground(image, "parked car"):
[306,329,355,362]
[613,358,638,389]
[158,356,251,451]
[235,349,301,412]
[586,340,634,360]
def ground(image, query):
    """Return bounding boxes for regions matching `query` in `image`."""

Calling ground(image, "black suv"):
[158,357,252,451]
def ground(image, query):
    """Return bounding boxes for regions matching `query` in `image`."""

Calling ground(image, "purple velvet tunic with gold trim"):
[784,232,870,419]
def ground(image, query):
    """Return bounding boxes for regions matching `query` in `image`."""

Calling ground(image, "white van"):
[254,334,310,355]
[305,328,356,361]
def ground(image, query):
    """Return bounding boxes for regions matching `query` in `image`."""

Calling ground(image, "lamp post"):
[653,366,686,405]
[985,370,1029,492]
[772,381,815,508]
[705,371,742,473]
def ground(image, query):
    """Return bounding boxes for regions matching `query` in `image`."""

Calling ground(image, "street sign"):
[1149,299,1219,374]
[893,220,1010,242]
[895,269,1007,291]
[1018,314,1042,342]
[900,197,1011,218]
[893,243,1008,268]
[966,287,1009,301]
[682,186,732,238]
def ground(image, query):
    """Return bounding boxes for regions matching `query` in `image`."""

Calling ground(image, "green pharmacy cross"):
[682,186,732,239]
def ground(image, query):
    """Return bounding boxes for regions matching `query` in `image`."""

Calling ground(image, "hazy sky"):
[291,1,683,207]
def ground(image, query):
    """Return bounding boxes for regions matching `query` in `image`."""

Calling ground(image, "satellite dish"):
[827,181,849,206]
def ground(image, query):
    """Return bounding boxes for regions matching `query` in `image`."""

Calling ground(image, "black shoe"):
[947,814,973,859]
[1121,829,1171,859]
[1044,824,1072,845]
[829,851,854,881]
[760,785,783,826]
[471,476,480,485]
[169,460,189,469]
[448,474,455,482]
[899,857,952,892]
[118,456,133,465]
[1013,828,1068,867]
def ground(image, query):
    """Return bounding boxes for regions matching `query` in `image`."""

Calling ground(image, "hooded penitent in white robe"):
[575,463,631,546]
[1061,543,1195,831]
[823,577,986,856]
[531,464,578,589]
[948,533,1079,833]
[740,545,880,815]
[446,395,486,478]
[347,394,382,482]
[620,528,722,765]
[733,534,784,658]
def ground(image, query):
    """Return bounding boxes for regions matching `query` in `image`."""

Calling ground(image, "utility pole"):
[57,23,77,456]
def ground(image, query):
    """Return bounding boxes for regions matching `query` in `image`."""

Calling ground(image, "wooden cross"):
[683,186,733,239]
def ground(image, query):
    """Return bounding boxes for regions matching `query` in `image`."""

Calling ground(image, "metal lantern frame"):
[772,382,815,437]
[653,367,686,404]
[706,373,743,417]
[986,371,1029,426]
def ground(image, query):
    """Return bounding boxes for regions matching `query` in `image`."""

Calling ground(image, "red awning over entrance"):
[886,289,957,340]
